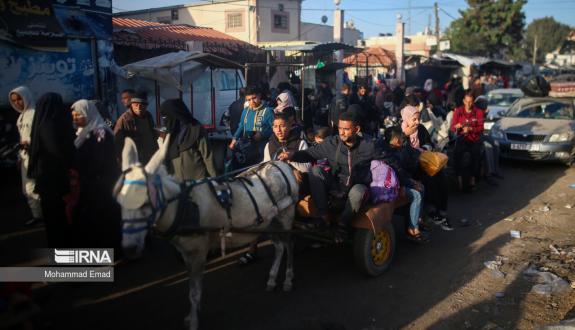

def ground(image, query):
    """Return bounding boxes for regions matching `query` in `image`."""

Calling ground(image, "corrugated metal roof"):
[343,47,395,66]
[113,17,248,46]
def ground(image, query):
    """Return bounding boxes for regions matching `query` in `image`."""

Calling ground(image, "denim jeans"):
[308,166,368,225]
[404,188,423,230]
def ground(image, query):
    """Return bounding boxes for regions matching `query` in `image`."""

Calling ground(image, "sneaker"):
[25,218,42,226]
[431,215,446,225]
[440,220,454,231]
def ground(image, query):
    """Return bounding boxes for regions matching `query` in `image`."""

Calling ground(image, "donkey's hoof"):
[283,283,293,292]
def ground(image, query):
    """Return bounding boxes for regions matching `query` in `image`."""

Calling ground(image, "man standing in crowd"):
[451,90,485,191]
[229,86,274,166]
[9,86,43,226]
[114,91,158,164]
[120,89,135,112]
[329,83,351,131]
[228,87,246,134]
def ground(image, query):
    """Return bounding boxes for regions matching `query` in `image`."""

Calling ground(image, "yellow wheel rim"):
[371,230,391,266]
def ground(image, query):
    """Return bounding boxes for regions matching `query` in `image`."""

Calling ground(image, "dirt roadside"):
[406,164,575,330]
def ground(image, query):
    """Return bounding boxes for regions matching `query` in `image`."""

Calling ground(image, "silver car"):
[483,88,524,131]
[491,96,575,165]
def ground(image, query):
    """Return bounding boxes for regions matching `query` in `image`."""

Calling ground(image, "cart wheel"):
[353,221,395,277]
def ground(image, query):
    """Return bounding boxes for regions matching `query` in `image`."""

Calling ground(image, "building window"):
[272,10,289,33]
[157,16,171,24]
[226,11,244,32]
[171,9,178,20]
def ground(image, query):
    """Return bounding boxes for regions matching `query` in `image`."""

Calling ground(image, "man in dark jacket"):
[114,92,158,164]
[228,88,245,134]
[328,83,350,131]
[279,111,374,229]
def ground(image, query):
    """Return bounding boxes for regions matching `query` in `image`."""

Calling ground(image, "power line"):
[440,8,458,20]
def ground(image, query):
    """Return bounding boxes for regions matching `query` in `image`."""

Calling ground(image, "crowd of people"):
[8,87,218,249]
[224,75,507,256]
[8,72,506,255]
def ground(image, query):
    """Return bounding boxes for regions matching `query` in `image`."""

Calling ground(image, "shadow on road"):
[0,159,571,330]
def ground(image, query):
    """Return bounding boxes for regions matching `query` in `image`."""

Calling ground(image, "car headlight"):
[548,132,574,142]
[491,125,505,139]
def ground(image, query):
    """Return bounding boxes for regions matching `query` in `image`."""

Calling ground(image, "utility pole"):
[434,2,440,55]
[396,14,405,82]
[334,0,344,95]
[532,35,538,65]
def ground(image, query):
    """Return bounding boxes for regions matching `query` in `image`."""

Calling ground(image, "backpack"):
[521,75,550,97]
[369,160,399,204]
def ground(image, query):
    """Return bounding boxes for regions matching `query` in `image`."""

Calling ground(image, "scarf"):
[27,92,75,179]
[71,99,111,148]
[274,91,295,113]
[9,86,34,114]
[401,105,420,149]
[424,79,433,93]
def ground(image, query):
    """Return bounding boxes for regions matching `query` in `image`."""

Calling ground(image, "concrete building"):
[300,21,363,46]
[114,0,362,46]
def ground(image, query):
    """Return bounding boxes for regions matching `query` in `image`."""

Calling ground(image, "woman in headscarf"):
[274,91,295,114]
[160,99,217,181]
[27,93,75,247]
[70,99,121,249]
[9,86,43,226]
[400,105,453,231]
[400,105,433,151]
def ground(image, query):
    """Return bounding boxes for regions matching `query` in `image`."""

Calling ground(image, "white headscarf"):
[71,99,110,148]
[274,91,295,113]
[424,79,433,93]
[9,86,35,114]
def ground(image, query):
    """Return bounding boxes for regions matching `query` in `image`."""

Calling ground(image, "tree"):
[525,17,572,64]
[446,0,526,58]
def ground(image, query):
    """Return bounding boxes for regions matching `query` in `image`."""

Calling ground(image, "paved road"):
[0,160,571,330]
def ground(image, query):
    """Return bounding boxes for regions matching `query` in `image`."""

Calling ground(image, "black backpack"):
[521,75,551,97]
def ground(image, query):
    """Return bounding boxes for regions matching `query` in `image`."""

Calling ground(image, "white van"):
[188,68,245,135]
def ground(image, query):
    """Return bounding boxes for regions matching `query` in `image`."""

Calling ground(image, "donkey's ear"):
[122,137,139,171]
[145,134,170,174]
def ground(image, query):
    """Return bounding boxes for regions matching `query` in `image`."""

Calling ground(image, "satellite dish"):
[321,15,328,24]
[334,0,341,6]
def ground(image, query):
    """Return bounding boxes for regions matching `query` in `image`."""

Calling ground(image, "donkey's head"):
[113,135,180,259]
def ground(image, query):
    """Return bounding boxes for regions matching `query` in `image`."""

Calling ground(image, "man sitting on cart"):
[279,111,375,242]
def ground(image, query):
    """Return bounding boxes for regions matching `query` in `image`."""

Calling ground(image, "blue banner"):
[0,39,96,105]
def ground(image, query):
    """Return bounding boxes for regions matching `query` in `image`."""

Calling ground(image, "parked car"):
[490,96,575,165]
[483,88,523,131]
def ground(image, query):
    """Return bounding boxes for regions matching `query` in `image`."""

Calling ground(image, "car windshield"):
[487,93,521,107]
[507,101,575,120]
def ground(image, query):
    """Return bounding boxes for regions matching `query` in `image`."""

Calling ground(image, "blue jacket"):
[233,103,274,141]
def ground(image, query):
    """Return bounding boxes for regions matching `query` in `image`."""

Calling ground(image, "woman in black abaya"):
[28,93,75,247]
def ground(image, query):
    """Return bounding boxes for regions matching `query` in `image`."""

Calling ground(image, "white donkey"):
[114,137,299,330]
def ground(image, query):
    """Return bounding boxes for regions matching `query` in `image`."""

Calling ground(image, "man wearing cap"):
[114,92,158,164]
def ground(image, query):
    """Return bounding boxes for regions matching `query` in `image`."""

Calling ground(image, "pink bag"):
[369,160,399,204]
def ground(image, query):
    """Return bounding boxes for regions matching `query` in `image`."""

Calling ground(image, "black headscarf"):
[160,99,202,162]
[28,92,75,179]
